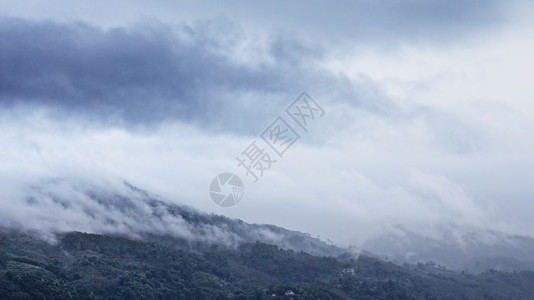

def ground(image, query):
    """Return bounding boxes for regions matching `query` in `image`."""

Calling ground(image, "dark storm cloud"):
[8,0,504,46]
[0,0,510,132]
[0,0,507,131]
[0,17,325,131]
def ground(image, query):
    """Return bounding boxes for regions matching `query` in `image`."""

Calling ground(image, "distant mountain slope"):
[362,225,534,273]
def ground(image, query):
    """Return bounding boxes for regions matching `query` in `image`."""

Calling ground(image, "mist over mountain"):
[0,177,349,258]
[2,0,534,298]
[363,225,534,273]
[4,175,534,276]
[2,181,534,299]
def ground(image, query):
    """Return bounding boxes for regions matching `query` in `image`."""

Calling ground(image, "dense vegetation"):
[1,231,534,299]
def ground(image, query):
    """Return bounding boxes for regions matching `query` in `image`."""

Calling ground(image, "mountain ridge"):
[4,177,534,274]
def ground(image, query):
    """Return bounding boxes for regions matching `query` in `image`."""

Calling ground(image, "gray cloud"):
[227,0,506,46]
[0,17,329,133]
[0,0,508,131]
[0,0,507,46]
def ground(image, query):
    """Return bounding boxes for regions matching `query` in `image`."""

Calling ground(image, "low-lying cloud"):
[1,2,534,251]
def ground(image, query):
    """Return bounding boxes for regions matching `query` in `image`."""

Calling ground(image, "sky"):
[1,0,534,247]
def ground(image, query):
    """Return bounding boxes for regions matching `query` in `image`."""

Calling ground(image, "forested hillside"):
[2,231,534,299]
